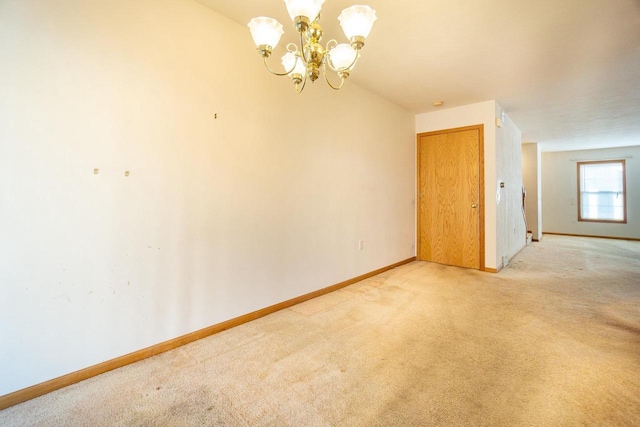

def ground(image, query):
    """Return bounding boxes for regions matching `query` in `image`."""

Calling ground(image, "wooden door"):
[417,125,484,269]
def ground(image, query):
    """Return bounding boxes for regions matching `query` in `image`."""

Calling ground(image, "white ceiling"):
[197,0,640,152]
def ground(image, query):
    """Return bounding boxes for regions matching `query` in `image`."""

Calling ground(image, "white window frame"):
[577,160,627,224]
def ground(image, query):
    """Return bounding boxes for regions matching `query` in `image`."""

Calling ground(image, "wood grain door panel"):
[417,126,483,269]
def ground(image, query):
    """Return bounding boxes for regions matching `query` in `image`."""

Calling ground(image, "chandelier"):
[248,1,377,92]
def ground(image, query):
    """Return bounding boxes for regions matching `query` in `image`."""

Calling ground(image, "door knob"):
[471,203,478,208]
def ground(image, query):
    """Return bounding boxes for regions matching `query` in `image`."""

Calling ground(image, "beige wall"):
[494,104,526,267]
[0,0,415,395]
[542,146,640,239]
[522,143,542,240]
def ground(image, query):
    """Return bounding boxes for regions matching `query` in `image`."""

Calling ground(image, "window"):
[577,160,626,223]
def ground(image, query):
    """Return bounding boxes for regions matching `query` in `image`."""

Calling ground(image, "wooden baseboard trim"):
[484,267,500,273]
[543,232,640,242]
[0,257,416,410]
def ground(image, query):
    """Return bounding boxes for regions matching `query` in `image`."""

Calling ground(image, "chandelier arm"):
[325,47,361,73]
[323,39,337,71]
[345,52,360,70]
[325,39,338,52]
[294,73,308,93]
[262,53,300,77]
[322,64,346,90]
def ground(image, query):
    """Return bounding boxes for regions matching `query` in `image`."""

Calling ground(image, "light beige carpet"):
[2,235,639,426]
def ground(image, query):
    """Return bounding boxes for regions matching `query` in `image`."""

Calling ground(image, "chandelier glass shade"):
[248,1,377,92]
